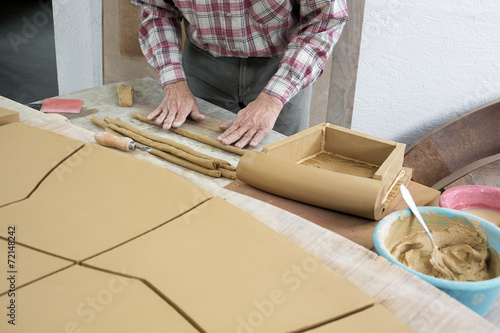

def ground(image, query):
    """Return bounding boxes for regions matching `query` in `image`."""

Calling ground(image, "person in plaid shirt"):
[132,0,348,148]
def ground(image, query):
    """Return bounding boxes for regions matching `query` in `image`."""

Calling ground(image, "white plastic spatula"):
[400,184,436,247]
[399,184,454,278]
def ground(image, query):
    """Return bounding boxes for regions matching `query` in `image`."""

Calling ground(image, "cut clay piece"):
[237,123,407,220]
[0,107,19,126]
[0,265,199,332]
[0,239,73,295]
[0,122,84,207]
[0,144,212,261]
[117,84,134,107]
[84,197,374,333]
[303,305,415,332]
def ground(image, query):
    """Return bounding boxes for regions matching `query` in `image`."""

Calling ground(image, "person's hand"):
[217,92,283,148]
[147,81,205,129]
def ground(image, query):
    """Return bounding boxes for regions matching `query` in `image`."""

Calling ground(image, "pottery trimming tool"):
[94,132,152,152]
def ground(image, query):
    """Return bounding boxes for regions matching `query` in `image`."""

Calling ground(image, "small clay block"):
[117,84,134,107]
[0,107,19,126]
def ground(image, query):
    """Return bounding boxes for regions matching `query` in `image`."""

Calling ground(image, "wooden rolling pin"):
[94,132,151,152]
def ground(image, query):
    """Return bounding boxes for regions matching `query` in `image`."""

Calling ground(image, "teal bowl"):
[373,207,500,316]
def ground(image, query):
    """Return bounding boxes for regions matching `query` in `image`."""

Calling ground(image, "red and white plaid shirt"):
[132,0,348,104]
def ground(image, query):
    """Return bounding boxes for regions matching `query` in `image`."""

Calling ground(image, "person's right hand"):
[147,81,205,129]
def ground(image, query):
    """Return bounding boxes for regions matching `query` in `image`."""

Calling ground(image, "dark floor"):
[0,0,58,104]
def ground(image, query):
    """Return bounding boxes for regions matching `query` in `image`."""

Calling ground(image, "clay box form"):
[237,123,411,220]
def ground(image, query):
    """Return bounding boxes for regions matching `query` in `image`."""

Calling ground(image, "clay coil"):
[132,112,247,156]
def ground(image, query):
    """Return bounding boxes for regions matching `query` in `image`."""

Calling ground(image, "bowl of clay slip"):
[373,207,500,316]
[440,185,500,228]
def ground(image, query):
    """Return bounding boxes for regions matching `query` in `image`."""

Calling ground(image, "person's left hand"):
[217,92,283,148]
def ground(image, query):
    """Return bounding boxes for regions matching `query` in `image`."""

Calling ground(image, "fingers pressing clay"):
[133,112,247,156]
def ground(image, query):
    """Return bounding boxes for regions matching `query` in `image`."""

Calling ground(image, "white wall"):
[53,0,102,95]
[353,0,500,144]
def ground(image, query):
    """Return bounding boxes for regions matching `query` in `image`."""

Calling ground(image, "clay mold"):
[237,123,410,219]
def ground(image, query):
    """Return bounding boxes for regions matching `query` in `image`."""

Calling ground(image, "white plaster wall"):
[53,0,102,95]
[353,0,500,145]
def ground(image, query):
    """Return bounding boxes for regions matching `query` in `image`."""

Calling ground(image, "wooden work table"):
[1,78,499,332]
[42,77,286,188]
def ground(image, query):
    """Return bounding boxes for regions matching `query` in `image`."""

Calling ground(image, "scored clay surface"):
[84,197,374,333]
[0,107,20,126]
[0,240,73,295]
[0,265,199,332]
[0,122,84,206]
[0,143,212,261]
[303,305,415,332]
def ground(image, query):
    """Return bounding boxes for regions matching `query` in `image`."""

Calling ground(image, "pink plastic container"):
[440,186,500,227]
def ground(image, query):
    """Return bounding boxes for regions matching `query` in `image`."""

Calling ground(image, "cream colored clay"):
[390,219,500,282]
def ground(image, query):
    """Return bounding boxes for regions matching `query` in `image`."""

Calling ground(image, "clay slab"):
[0,122,84,207]
[0,107,19,126]
[303,305,415,332]
[84,197,374,333]
[0,240,73,295]
[0,265,199,332]
[0,144,212,261]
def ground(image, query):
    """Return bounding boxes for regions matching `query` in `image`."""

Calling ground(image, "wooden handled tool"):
[94,132,151,152]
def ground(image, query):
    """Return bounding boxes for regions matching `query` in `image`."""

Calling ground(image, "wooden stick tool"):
[94,132,152,152]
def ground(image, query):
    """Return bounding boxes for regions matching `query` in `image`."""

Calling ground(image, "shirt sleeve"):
[131,0,186,87]
[263,0,348,105]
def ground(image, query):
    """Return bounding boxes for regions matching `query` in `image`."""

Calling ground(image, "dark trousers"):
[182,41,313,136]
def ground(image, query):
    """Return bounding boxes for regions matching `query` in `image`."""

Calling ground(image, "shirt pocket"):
[248,0,294,26]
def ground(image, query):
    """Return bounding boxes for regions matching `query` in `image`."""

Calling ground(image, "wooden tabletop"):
[2,81,500,332]
[44,77,286,187]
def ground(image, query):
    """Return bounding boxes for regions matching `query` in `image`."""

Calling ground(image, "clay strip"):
[149,147,221,178]
[132,112,247,156]
[112,118,230,168]
[220,168,237,180]
[106,122,219,171]
[91,116,121,137]
[220,164,236,171]
[92,116,228,179]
